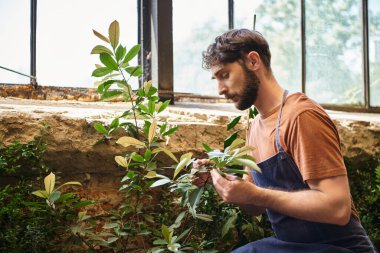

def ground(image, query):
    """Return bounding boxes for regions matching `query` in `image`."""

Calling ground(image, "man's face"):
[211,61,259,110]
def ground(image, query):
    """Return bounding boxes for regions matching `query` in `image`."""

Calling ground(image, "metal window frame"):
[2,0,379,112]
[301,0,379,112]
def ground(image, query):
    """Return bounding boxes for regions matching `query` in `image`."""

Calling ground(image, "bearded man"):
[201,29,377,253]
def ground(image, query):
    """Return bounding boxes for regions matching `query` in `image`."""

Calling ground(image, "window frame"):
[2,0,379,112]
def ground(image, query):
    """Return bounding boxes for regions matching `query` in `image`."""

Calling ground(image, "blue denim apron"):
[233,90,377,253]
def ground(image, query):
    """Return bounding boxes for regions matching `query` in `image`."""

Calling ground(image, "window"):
[0,0,30,84]
[305,0,364,105]
[173,0,228,96]
[369,0,380,107]
[234,0,302,94]
[37,0,138,88]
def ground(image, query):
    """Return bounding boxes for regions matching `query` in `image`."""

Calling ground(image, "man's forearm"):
[256,186,351,225]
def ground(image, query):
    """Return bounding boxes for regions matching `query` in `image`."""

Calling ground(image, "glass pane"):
[369,0,380,107]
[37,0,138,88]
[305,0,364,105]
[235,0,302,94]
[173,0,228,96]
[0,0,30,84]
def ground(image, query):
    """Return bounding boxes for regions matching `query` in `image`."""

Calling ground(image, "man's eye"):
[221,73,229,79]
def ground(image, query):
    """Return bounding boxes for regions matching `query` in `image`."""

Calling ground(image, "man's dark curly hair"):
[202,29,272,72]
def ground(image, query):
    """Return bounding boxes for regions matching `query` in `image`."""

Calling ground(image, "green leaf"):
[157,100,170,113]
[110,118,119,129]
[100,53,119,71]
[92,67,113,77]
[107,237,119,244]
[170,211,186,229]
[227,116,241,130]
[173,153,192,180]
[103,223,119,229]
[138,104,149,114]
[174,227,191,243]
[234,146,255,157]
[93,122,108,135]
[249,107,259,119]
[109,20,119,49]
[150,178,171,188]
[152,147,178,163]
[221,211,237,238]
[116,45,126,61]
[32,190,48,199]
[131,153,145,162]
[144,149,152,160]
[144,171,169,179]
[167,243,181,252]
[147,86,158,97]
[228,138,245,150]
[91,45,113,55]
[125,66,143,77]
[101,90,122,101]
[160,123,167,134]
[56,192,74,203]
[188,187,204,211]
[233,158,261,173]
[202,143,212,152]
[224,131,238,149]
[148,100,155,114]
[92,29,110,43]
[153,239,168,245]
[195,213,214,222]
[49,191,61,204]
[161,224,172,243]
[163,126,178,136]
[124,44,141,63]
[97,79,116,93]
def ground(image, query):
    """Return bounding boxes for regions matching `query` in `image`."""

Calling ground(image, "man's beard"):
[235,64,260,110]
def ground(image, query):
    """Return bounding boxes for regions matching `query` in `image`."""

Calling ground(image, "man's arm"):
[211,170,351,225]
[239,168,266,216]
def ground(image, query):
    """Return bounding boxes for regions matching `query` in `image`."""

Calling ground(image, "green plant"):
[346,153,380,248]
[31,171,99,251]
[0,125,48,176]
[90,20,265,252]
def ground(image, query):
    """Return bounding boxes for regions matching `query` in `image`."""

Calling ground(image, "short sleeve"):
[289,110,347,181]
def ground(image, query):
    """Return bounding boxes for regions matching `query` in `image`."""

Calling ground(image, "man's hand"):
[210,168,259,205]
[190,159,215,187]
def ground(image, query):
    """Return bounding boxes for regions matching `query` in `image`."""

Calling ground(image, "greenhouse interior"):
[0,0,379,252]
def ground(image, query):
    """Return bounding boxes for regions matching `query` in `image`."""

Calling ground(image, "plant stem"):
[119,68,139,134]
[112,45,139,136]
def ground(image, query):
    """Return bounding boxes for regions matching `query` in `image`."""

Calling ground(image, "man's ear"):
[246,51,260,71]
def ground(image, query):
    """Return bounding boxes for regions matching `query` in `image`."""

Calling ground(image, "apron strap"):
[275,90,289,152]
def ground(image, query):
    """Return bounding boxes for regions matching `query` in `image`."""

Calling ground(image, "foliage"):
[0,132,97,252]
[90,20,266,252]
[0,125,48,176]
[346,153,380,248]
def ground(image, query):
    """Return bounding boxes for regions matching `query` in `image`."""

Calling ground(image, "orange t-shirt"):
[247,92,359,218]
[248,92,346,181]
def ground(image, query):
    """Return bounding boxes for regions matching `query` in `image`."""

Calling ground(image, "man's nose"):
[218,82,227,96]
